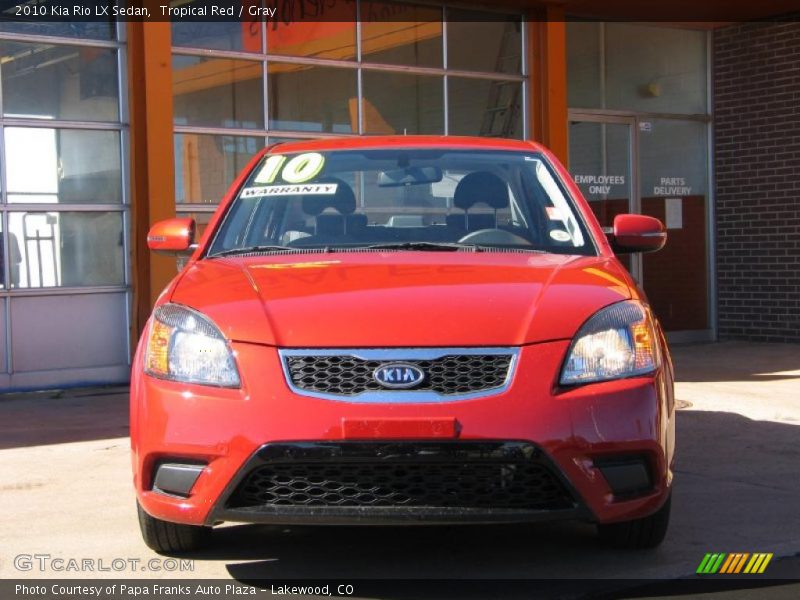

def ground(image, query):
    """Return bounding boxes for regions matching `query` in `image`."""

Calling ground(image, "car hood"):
[169,252,634,347]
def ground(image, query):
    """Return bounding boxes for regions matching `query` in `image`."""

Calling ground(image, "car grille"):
[283,353,513,397]
[227,443,574,511]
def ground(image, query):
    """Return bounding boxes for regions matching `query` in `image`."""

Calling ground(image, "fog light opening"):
[151,461,207,498]
[594,455,653,499]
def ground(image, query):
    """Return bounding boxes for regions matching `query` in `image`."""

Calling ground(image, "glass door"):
[568,113,639,279]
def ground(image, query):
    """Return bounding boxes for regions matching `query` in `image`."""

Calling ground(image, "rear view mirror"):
[147,218,196,255]
[611,214,667,254]
[378,166,443,187]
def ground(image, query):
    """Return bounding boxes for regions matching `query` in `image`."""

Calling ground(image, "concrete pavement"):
[0,342,798,589]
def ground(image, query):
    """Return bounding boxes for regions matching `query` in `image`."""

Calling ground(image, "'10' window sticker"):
[241,153,334,198]
[256,153,325,184]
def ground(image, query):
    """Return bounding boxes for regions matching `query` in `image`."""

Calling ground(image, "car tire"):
[137,502,211,553]
[597,493,671,549]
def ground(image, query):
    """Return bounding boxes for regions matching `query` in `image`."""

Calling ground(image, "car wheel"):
[597,493,671,549]
[137,502,211,553]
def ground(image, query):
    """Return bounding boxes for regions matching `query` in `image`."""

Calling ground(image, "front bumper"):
[130,339,675,527]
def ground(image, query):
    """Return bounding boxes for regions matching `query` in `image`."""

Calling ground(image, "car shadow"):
[166,410,800,596]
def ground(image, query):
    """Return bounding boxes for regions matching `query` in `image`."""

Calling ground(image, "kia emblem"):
[373,363,425,389]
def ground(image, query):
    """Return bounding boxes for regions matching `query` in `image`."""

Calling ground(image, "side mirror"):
[147,218,196,255]
[611,214,667,254]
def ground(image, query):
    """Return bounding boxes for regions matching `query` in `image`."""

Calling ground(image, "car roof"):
[270,135,547,154]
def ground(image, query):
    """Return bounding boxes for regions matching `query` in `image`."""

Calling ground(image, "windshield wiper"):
[210,245,299,257]
[211,241,546,257]
[361,241,484,252]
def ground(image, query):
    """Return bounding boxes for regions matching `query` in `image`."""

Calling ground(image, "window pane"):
[173,55,264,128]
[268,63,357,133]
[605,24,707,114]
[8,211,124,288]
[0,21,115,40]
[567,22,602,109]
[362,72,443,134]
[361,4,442,68]
[173,21,262,52]
[640,120,708,199]
[0,42,119,122]
[448,77,522,138]
[567,121,632,224]
[6,128,121,204]
[175,134,263,204]
[567,23,707,114]
[447,12,522,74]
[10,293,128,372]
[267,20,356,60]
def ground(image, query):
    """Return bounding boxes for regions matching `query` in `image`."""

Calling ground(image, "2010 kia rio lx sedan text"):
[131,136,674,554]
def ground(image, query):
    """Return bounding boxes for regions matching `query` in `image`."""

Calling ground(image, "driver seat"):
[452,171,509,230]
[300,178,357,239]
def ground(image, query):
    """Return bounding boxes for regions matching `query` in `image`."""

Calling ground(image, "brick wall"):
[714,19,800,342]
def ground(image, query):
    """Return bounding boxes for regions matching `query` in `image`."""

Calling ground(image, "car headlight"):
[560,300,659,385]
[144,303,240,388]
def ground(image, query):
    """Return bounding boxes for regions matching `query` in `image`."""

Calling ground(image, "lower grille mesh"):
[228,460,573,511]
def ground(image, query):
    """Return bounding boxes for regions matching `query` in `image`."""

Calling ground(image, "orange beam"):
[527,6,569,165]
[128,13,176,340]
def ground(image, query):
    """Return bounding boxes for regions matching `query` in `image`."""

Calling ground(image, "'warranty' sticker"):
[241,183,338,198]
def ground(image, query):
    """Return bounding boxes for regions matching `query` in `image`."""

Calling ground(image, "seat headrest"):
[315,214,345,237]
[345,214,368,231]
[301,177,356,216]
[453,172,509,211]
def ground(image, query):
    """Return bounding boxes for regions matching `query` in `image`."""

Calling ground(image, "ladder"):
[479,22,522,138]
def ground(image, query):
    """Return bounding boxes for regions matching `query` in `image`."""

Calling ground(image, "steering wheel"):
[458,229,532,246]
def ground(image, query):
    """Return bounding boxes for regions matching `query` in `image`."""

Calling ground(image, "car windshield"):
[208,148,595,256]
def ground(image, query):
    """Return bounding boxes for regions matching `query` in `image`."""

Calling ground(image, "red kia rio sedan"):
[131,136,674,553]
